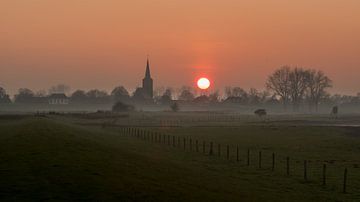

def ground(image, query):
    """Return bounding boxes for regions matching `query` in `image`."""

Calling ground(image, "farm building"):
[48,93,69,105]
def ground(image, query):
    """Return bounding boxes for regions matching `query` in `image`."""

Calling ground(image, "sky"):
[1,0,360,96]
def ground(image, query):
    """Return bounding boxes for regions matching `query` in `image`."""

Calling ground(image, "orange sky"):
[1,0,359,95]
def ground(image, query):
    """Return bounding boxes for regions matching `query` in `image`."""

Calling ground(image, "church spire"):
[145,57,151,78]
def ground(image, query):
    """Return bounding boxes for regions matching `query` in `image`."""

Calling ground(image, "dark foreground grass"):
[0,117,358,201]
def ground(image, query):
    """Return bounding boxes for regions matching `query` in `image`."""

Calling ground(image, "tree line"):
[0,66,359,112]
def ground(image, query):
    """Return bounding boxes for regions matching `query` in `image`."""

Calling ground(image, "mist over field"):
[1,1,360,201]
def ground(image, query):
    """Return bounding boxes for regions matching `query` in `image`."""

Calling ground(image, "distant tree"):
[86,89,110,104]
[193,95,209,104]
[160,88,173,104]
[179,86,195,101]
[224,87,248,104]
[170,102,179,112]
[87,89,108,98]
[248,88,261,105]
[111,86,130,103]
[154,87,166,98]
[209,91,220,104]
[225,87,247,98]
[14,88,34,103]
[35,90,47,97]
[132,87,146,101]
[112,101,134,112]
[0,87,11,103]
[48,84,70,95]
[266,66,292,111]
[71,90,87,103]
[288,67,309,112]
[259,90,271,104]
[306,69,332,112]
[254,109,267,117]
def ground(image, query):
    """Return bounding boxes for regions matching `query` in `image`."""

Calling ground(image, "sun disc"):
[197,77,211,90]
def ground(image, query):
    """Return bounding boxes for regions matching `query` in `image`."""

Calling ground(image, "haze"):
[1,0,359,95]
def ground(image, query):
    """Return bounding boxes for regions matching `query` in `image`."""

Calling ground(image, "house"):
[48,93,69,105]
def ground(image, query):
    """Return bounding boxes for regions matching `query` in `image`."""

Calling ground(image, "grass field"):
[0,113,359,201]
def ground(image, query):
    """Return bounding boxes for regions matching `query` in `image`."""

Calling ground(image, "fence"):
[119,127,356,195]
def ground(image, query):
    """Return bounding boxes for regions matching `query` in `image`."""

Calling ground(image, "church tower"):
[142,58,153,99]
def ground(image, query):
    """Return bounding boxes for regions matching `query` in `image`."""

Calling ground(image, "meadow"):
[0,112,359,201]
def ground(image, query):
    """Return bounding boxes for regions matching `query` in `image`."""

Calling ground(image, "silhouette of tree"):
[0,87,11,103]
[111,86,130,103]
[306,69,332,112]
[112,101,134,112]
[86,89,110,104]
[248,88,261,105]
[14,88,34,103]
[288,67,309,112]
[209,91,220,103]
[225,87,248,98]
[224,87,248,104]
[160,88,173,104]
[132,88,143,100]
[193,95,209,104]
[179,86,195,101]
[170,102,179,112]
[266,66,292,111]
[71,90,87,103]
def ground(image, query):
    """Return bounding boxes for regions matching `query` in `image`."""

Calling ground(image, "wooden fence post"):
[218,144,221,157]
[322,164,326,186]
[183,138,186,150]
[196,140,199,152]
[247,149,250,166]
[236,146,239,162]
[203,141,206,153]
[343,168,348,194]
[173,136,175,147]
[178,137,181,148]
[190,139,192,151]
[272,153,275,171]
[209,142,213,155]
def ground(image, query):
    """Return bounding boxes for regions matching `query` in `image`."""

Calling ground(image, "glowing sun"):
[197,77,211,90]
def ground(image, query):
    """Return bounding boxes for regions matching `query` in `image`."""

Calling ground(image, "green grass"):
[0,115,359,201]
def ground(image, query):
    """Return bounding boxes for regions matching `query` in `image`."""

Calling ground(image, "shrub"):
[170,102,179,112]
[112,101,134,112]
[254,109,267,117]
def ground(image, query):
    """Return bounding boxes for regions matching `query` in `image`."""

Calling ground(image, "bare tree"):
[266,66,292,111]
[209,91,220,103]
[160,88,173,104]
[306,69,332,112]
[289,67,309,112]
[248,88,261,105]
[0,87,11,103]
[179,86,195,101]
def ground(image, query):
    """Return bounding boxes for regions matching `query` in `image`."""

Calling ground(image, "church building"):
[142,58,153,99]
[132,58,154,101]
